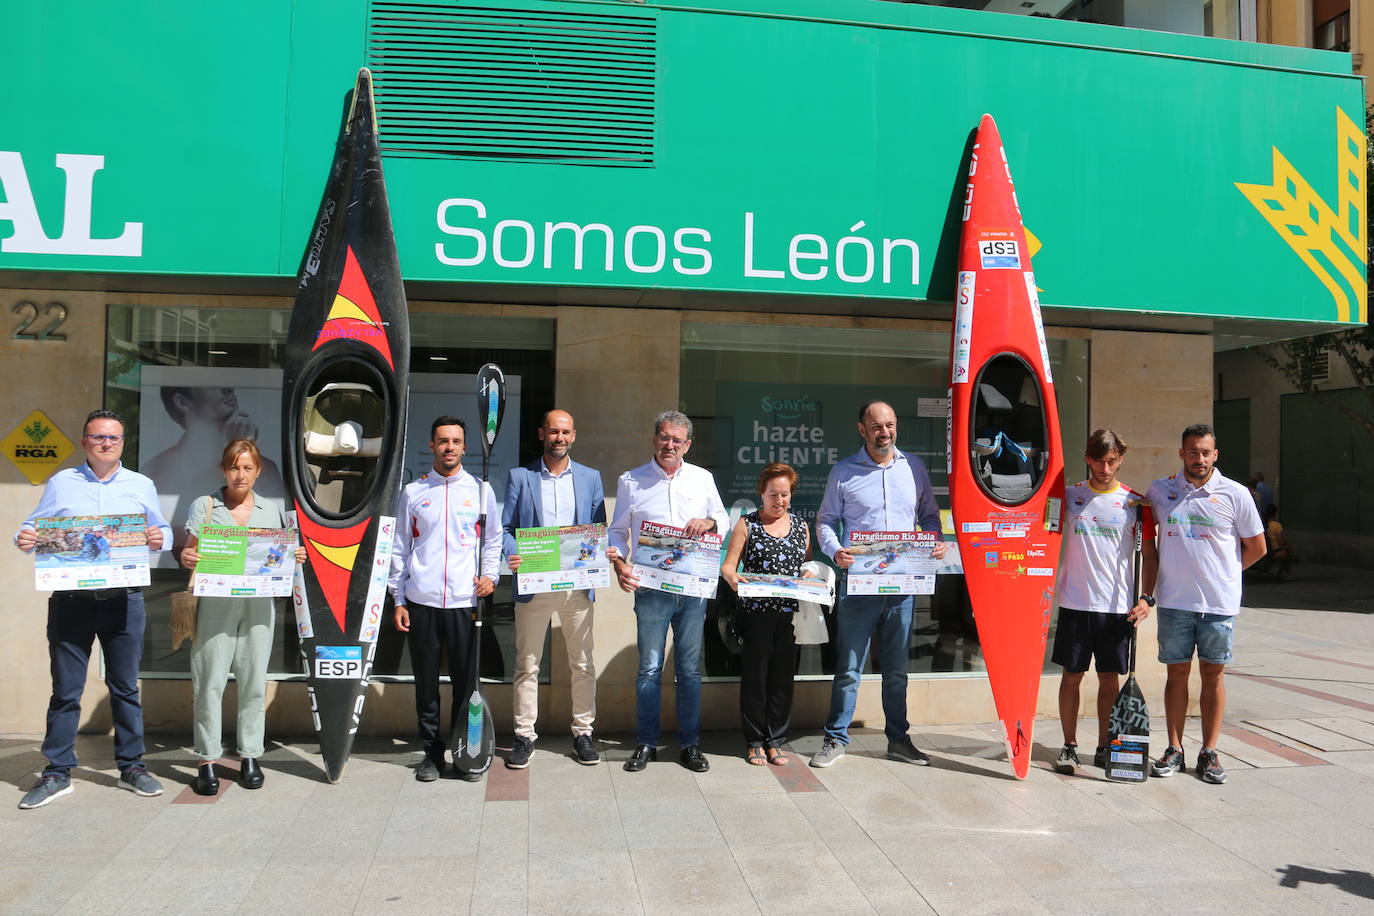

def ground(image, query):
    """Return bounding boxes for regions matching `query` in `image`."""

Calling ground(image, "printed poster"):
[631,521,722,599]
[736,573,835,606]
[192,526,298,597]
[32,514,150,591]
[845,530,938,595]
[515,523,610,594]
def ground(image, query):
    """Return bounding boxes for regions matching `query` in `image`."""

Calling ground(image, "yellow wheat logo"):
[1235,107,1367,324]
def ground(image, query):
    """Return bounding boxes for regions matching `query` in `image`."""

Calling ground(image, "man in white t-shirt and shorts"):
[1148,423,1266,785]
[1052,429,1157,774]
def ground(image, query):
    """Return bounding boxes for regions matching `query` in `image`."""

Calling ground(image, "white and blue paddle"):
[452,362,504,776]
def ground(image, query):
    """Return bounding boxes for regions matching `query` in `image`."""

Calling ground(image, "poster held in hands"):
[32,514,150,590]
[192,526,299,597]
[736,573,834,606]
[631,520,722,598]
[845,530,937,595]
[515,523,610,594]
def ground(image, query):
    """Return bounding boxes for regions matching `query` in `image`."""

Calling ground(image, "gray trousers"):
[191,596,275,760]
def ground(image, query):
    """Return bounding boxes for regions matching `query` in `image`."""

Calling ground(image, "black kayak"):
[282,68,410,783]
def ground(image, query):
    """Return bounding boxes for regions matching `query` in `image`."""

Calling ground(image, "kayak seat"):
[301,381,384,511]
[974,429,1034,502]
[304,422,383,459]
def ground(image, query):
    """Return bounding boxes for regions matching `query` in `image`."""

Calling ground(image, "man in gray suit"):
[502,409,607,768]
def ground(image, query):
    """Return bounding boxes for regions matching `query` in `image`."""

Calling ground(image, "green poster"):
[514,528,561,574]
[195,534,247,575]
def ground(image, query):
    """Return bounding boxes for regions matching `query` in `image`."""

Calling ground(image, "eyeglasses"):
[655,434,688,447]
[85,434,124,443]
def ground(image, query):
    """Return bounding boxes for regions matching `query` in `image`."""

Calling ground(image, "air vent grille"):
[366,1,657,166]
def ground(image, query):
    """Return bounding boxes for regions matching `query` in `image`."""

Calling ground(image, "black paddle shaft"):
[474,364,507,621]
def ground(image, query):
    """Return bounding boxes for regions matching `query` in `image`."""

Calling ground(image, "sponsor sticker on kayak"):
[962,522,992,533]
[953,272,976,384]
[977,234,1020,269]
[315,645,363,679]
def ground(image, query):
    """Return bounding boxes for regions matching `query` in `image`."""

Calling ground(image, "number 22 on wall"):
[10,301,69,341]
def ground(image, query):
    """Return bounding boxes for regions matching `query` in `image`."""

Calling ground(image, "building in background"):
[1,0,1363,739]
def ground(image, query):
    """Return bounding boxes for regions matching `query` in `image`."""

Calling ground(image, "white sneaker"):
[810,738,846,768]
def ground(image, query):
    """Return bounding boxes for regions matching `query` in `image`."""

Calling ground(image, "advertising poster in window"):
[711,381,948,519]
[138,367,520,567]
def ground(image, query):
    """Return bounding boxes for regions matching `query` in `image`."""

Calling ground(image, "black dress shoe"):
[623,744,657,772]
[192,762,219,796]
[239,757,264,789]
[680,745,710,772]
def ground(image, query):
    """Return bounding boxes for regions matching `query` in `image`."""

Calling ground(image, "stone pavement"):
[5,569,1374,915]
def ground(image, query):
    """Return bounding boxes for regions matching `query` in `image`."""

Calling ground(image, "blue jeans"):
[1156,606,1236,665]
[633,588,705,747]
[824,594,914,745]
[44,590,147,775]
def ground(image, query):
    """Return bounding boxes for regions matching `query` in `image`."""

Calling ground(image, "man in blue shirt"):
[811,401,946,768]
[13,410,172,808]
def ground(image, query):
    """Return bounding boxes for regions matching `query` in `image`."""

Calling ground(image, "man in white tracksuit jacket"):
[390,416,502,783]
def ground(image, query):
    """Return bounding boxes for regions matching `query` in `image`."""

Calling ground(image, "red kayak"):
[947,114,1066,780]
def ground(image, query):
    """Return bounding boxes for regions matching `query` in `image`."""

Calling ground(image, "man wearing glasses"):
[13,410,172,809]
[608,410,728,773]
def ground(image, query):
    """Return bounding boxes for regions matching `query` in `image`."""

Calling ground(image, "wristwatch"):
[1138,595,1157,608]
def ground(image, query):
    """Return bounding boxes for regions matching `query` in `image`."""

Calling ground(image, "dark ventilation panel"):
[366,1,657,166]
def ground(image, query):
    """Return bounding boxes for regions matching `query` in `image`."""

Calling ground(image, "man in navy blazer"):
[502,409,607,768]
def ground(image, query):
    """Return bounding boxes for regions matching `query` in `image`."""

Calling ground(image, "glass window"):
[105,303,555,682]
[681,320,1087,679]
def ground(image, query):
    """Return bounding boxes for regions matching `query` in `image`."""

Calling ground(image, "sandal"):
[765,747,790,766]
[746,747,768,766]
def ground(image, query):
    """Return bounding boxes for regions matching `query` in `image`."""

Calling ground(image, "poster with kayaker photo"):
[736,572,835,606]
[191,526,299,598]
[631,520,722,598]
[514,522,611,594]
[845,530,938,595]
[31,514,151,591]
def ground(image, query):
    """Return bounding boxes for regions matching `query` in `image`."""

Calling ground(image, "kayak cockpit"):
[300,371,388,517]
[971,354,1049,505]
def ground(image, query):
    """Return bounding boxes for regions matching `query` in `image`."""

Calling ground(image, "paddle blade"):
[451,613,495,774]
[475,363,506,461]
[451,687,495,775]
[1105,674,1150,783]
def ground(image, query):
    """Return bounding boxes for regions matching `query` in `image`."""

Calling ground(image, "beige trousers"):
[513,590,596,740]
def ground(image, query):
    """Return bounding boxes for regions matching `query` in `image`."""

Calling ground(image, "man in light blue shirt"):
[13,410,172,808]
[811,400,946,768]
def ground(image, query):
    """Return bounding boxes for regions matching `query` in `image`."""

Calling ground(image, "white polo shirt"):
[1147,469,1263,617]
[1057,480,1154,614]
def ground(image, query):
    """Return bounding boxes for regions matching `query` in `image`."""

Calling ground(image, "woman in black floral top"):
[721,463,813,765]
